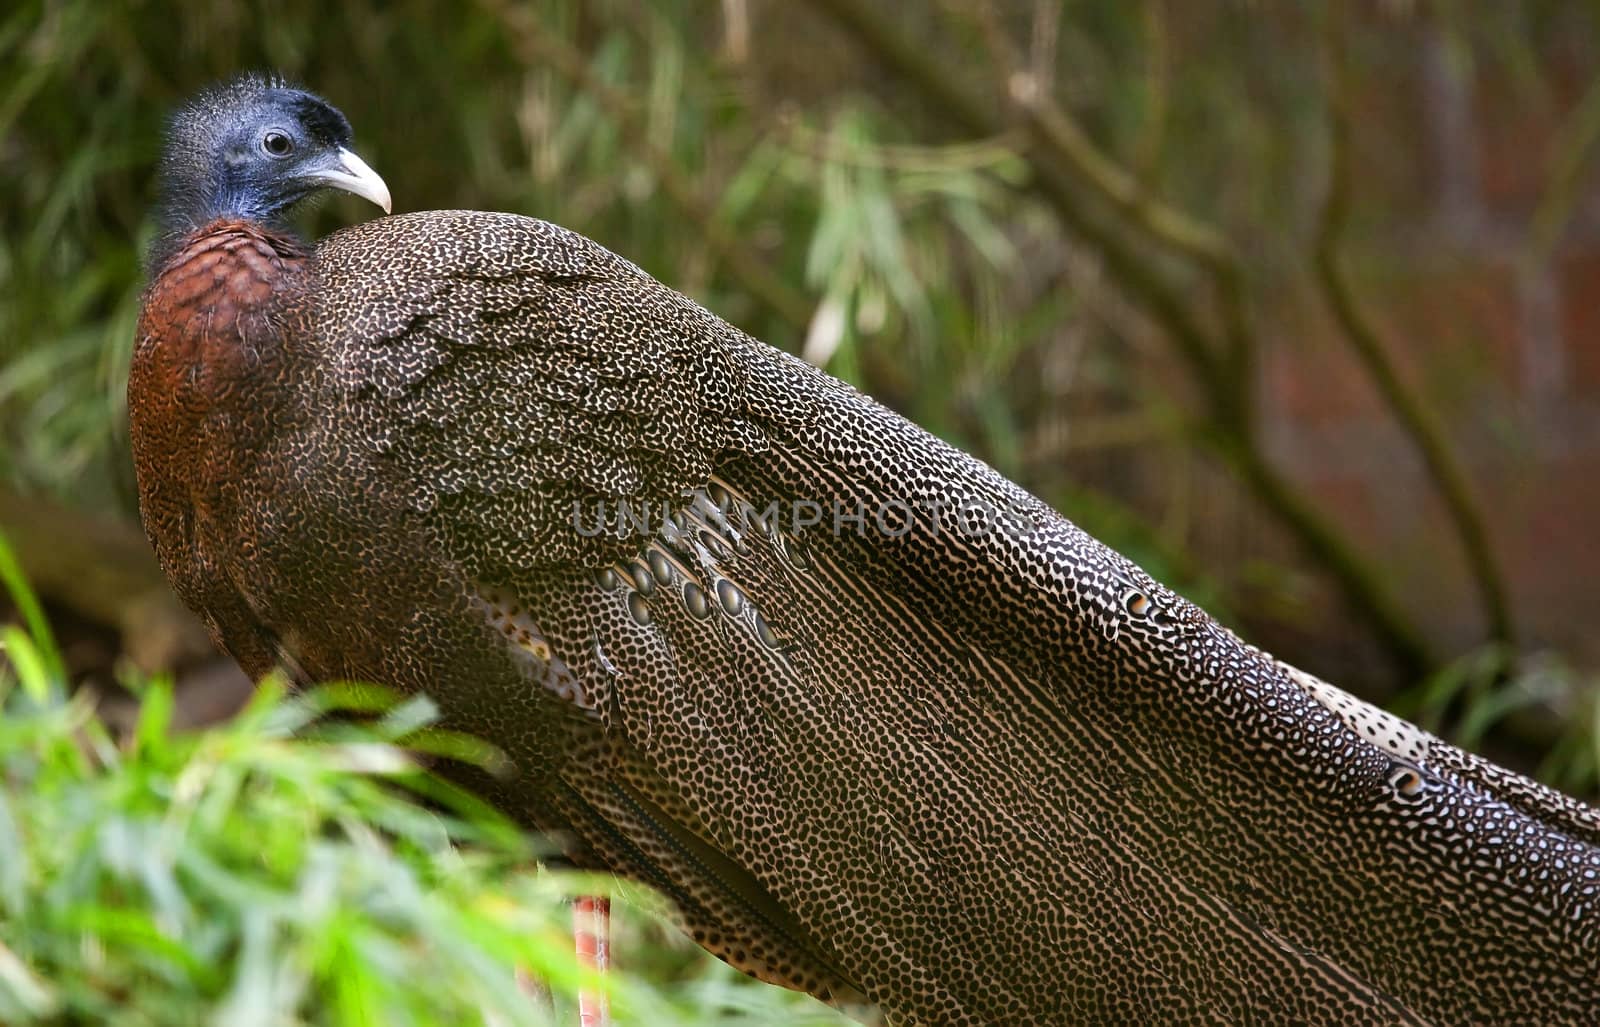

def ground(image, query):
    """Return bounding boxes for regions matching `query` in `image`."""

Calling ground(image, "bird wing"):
[315,211,1600,1025]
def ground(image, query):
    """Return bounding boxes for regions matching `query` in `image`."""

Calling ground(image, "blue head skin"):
[149,75,390,272]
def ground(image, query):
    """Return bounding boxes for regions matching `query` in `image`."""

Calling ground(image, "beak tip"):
[327,147,393,216]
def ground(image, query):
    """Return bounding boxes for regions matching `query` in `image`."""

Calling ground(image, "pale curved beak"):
[312,146,392,214]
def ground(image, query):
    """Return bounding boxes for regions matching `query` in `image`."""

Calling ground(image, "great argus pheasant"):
[129,76,1600,1025]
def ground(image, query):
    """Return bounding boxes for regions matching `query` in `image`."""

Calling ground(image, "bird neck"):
[147,217,308,283]
[134,219,311,420]
[149,164,309,276]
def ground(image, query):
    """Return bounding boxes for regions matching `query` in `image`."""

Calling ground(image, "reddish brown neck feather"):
[131,218,308,450]
[128,219,313,675]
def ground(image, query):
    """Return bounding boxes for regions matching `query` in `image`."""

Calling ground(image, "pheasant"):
[130,75,1600,1025]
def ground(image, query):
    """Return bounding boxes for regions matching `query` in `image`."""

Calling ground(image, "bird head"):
[151,74,390,267]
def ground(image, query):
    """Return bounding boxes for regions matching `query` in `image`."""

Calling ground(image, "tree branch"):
[1316,12,1516,659]
[806,0,1436,679]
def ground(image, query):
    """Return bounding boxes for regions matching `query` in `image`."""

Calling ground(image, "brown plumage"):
[131,77,1600,1025]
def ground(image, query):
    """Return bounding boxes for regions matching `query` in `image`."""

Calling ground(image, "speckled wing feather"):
[299,212,1600,1025]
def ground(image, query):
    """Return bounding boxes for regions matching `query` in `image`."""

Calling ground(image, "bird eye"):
[261,131,294,157]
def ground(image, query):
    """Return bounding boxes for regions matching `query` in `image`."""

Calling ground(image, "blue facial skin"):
[151,78,389,271]
[204,92,355,222]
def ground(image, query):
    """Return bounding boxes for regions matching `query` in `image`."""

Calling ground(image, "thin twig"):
[1316,12,1516,658]
[1131,0,1171,183]
[777,121,1023,175]
[1028,0,1061,99]
[1530,67,1600,260]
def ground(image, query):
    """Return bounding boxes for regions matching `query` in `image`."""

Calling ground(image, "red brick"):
[1264,336,1385,426]
[1474,17,1599,218]
[1482,451,1600,662]
[1372,259,1520,404]
[1263,258,1519,427]
[1560,248,1600,395]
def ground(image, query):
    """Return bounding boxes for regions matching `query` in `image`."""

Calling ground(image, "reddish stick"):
[573,895,611,1027]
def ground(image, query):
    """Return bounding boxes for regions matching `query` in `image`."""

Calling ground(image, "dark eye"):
[261,131,294,157]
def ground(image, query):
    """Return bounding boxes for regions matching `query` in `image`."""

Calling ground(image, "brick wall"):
[1255,22,1600,674]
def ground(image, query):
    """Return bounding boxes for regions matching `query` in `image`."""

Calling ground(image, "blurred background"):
[3,0,1600,794]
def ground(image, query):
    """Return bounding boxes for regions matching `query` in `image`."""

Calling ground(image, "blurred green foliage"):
[0,534,850,1025]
